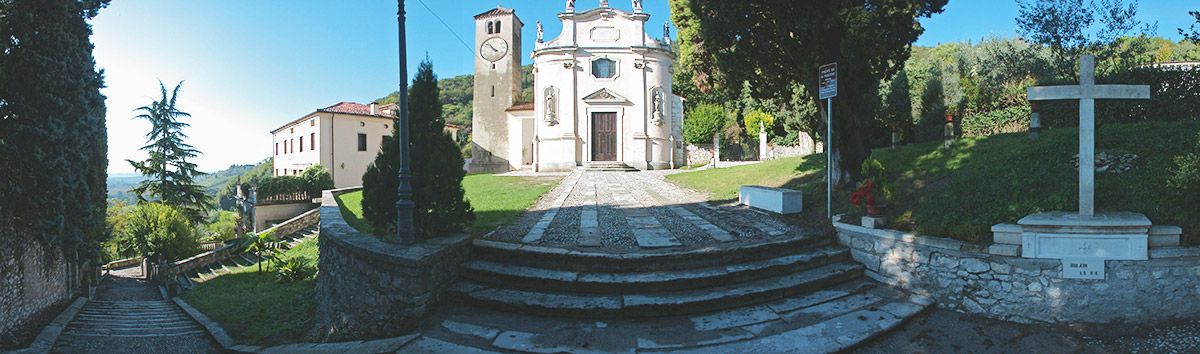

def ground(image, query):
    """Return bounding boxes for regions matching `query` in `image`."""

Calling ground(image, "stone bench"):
[738,185,802,214]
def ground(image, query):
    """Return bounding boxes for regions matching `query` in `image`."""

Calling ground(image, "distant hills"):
[374,65,534,128]
[107,163,260,203]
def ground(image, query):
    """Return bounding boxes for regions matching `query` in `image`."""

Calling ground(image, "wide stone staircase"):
[582,161,639,172]
[176,225,318,290]
[426,234,932,352]
[56,300,206,340]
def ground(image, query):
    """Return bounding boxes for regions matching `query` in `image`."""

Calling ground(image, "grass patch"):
[181,238,318,346]
[335,174,560,236]
[668,120,1200,244]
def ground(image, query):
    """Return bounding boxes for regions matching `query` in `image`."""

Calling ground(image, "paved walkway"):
[51,267,220,354]
[485,170,802,253]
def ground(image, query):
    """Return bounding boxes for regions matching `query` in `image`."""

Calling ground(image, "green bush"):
[201,211,240,243]
[362,59,474,239]
[113,203,198,262]
[299,165,334,196]
[1040,67,1200,128]
[743,110,775,141]
[274,256,316,283]
[960,105,1031,137]
[683,103,728,144]
[256,176,307,197]
[1169,132,1200,194]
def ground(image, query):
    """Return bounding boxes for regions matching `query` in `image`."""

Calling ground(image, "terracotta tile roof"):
[506,102,534,112]
[271,101,396,134]
[318,102,396,118]
[475,7,514,19]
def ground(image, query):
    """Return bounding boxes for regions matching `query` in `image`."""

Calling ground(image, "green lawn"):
[668,120,1200,244]
[181,238,318,346]
[336,174,560,236]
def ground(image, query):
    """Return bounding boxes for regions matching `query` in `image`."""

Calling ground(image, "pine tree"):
[0,0,110,261]
[362,59,473,239]
[127,82,213,224]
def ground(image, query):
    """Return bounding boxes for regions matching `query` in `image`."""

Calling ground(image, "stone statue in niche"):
[536,21,544,43]
[600,0,609,8]
[650,88,664,126]
[566,0,575,12]
[633,0,643,12]
[544,88,559,126]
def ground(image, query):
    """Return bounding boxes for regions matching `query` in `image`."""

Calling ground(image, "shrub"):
[683,103,727,144]
[743,110,775,141]
[1169,132,1200,193]
[362,59,474,239]
[274,256,316,283]
[1039,67,1200,127]
[114,203,198,262]
[201,211,240,243]
[961,105,1031,137]
[299,165,334,196]
[256,176,307,197]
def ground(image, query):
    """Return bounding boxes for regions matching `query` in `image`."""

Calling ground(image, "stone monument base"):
[1018,211,1151,260]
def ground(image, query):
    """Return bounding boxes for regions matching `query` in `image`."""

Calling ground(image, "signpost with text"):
[819,63,837,219]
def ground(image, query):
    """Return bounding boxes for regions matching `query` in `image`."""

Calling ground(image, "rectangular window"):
[311,133,316,150]
[358,133,367,151]
[300,136,304,152]
[274,143,278,155]
[283,140,288,154]
[291,139,295,153]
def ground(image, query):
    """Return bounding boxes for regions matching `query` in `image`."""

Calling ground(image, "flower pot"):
[866,203,885,217]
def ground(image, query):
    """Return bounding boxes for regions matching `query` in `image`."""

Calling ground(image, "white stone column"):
[1079,56,1095,216]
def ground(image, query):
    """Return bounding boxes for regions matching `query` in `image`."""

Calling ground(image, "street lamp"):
[392,0,415,244]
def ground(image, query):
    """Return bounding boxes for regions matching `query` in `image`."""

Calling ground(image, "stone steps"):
[461,246,850,294]
[61,299,206,338]
[178,227,318,290]
[581,162,638,172]
[417,279,932,353]
[472,235,829,273]
[450,262,864,318]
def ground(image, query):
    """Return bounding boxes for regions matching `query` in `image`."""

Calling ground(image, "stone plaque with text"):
[1062,258,1105,280]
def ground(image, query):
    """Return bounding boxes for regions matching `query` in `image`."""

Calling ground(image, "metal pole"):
[393,0,415,244]
[826,98,832,219]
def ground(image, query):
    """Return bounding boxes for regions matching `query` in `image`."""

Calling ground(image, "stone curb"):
[1,297,88,354]
[173,297,421,353]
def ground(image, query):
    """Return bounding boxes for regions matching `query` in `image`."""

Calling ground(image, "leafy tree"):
[200,211,239,243]
[127,81,213,224]
[1182,11,1200,43]
[881,70,914,141]
[214,158,273,210]
[299,165,334,196]
[671,0,946,185]
[682,103,727,144]
[362,59,473,239]
[0,0,110,267]
[114,203,198,262]
[1015,0,1154,78]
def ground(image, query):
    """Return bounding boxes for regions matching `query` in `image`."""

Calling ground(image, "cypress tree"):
[0,0,110,261]
[362,59,473,239]
[127,82,213,224]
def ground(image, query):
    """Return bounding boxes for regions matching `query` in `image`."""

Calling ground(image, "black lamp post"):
[393,0,415,244]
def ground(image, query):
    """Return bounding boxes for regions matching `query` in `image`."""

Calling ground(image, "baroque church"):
[468,0,683,173]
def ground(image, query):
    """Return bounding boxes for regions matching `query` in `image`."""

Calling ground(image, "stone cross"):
[1026,55,1149,216]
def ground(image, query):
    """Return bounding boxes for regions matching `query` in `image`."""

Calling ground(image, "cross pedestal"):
[1018,55,1153,263]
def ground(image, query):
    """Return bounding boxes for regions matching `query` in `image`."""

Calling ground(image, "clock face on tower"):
[480,37,509,62]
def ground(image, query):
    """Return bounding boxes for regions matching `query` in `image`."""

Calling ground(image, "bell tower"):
[469,7,523,173]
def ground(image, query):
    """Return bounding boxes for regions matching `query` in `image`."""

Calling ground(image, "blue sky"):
[92,0,1196,173]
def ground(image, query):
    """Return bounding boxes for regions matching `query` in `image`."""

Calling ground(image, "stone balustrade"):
[313,188,471,342]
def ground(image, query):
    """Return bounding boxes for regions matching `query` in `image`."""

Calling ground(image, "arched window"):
[591,58,616,79]
[495,21,502,34]
[487,22,494,34]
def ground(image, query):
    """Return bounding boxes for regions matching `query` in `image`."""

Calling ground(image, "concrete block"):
[992,223,1022,245]
[739,185,802,214]
[861,216,885,229]
[1149,225,1182,247]
[988,243,1021,257]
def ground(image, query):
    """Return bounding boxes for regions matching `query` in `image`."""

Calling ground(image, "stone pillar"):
[758,122,768,161]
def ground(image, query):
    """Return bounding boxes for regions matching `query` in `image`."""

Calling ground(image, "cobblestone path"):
[50,267,220,354]
[485,170,804,252]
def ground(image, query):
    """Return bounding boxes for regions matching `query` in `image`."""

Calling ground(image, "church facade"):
[469,1,682,173]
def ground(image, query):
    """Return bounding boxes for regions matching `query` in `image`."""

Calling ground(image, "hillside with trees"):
[374,65,534,127]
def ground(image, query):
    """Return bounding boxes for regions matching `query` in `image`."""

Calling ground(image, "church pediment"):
[582,88,628,105]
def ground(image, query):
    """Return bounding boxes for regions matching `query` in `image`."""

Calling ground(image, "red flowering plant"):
[849,158,891,216]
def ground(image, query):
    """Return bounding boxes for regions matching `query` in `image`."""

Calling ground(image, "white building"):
[469,1,682,172]
[270,102,396,188]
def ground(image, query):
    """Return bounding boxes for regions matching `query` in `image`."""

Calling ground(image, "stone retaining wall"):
[834,219,1200,324]
[0,235,75,345]
[313,188,471,342]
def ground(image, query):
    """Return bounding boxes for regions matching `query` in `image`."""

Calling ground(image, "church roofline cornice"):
[557,7,650,22]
